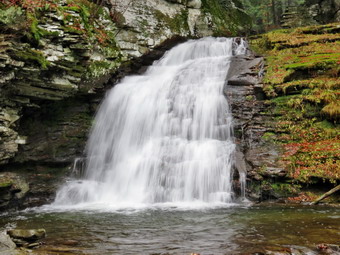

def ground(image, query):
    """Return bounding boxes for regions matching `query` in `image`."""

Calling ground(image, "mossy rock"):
[12,49,50,69]
[0,6,23,25]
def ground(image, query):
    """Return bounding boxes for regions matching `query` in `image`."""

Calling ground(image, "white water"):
[52,37,247,210]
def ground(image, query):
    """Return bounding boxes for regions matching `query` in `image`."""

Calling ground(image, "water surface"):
[1,204,339,254]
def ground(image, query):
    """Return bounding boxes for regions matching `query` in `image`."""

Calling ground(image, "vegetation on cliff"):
[0,0,121,87]
[202,0,251,35]
[251,23,340,186]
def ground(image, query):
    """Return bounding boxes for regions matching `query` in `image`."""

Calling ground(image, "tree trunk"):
[271,0,278,25]
[312,185,340,205]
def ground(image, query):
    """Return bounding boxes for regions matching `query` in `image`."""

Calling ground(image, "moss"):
[86,60,117,79]
[322,102,340,119]
[270,182,301,197]
[316,120,336,129]
[0,5,23,25]
[29,13,41,41]
[284,54,340,71]
[255,23,340,183]
[201,0,231,35]
[249,35,272,55]
[101,46,120,59]
[255,180,301,199]
[201,0,250,36]
[262,132,276,141]
[14,49,50,69]
[0,182,13,188]
[153,9,189,34]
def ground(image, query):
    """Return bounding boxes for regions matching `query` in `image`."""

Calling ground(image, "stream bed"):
[1,204,339,254]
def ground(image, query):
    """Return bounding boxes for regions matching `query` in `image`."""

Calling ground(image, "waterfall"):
[53,37,247,209]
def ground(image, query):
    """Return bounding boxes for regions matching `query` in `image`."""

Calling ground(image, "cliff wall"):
[0,0,250,210]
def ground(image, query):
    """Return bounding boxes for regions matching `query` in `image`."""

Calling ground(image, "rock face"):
[0,231,17,254]
[0,2,122,168]
[281,0,340,28]
[225,50,286,200]
[0,0,248,166]
[0,172,29,211]
[113,0,208,58]
[304,0,340,24]
[0,0,249,210]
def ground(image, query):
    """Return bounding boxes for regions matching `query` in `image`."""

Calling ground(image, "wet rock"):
[261,167,287,178]
[0,107,21,165]
[7,229,46,245]
[26,242,41,248]
[0,231,16,252]
[317,243,340,254]
[0,172,29,211]
[225,51,288,202]
[9,238,28,248]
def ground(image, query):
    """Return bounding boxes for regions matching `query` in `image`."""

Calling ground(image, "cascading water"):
[53,37,247,209]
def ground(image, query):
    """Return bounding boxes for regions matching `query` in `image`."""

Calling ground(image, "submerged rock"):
[7,229,46,241]
[7,229,46,248]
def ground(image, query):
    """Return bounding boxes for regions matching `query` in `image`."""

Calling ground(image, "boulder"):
[7,229,46,242]
[0,231,16,252]
[187,0,202,9]
[0,172,29,211]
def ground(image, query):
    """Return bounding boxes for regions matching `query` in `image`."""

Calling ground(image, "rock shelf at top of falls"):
[49,37,249,210]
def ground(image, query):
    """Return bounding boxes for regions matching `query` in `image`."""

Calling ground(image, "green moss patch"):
[0,181,13,188]
[0,5,23,25]
[201,0,251,36]
[253,23,340,184]
[13,48,50,69]
[153,9,189,34]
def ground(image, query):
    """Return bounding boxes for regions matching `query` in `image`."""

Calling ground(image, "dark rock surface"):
[225,50,286,200]
[0,172,29,211]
